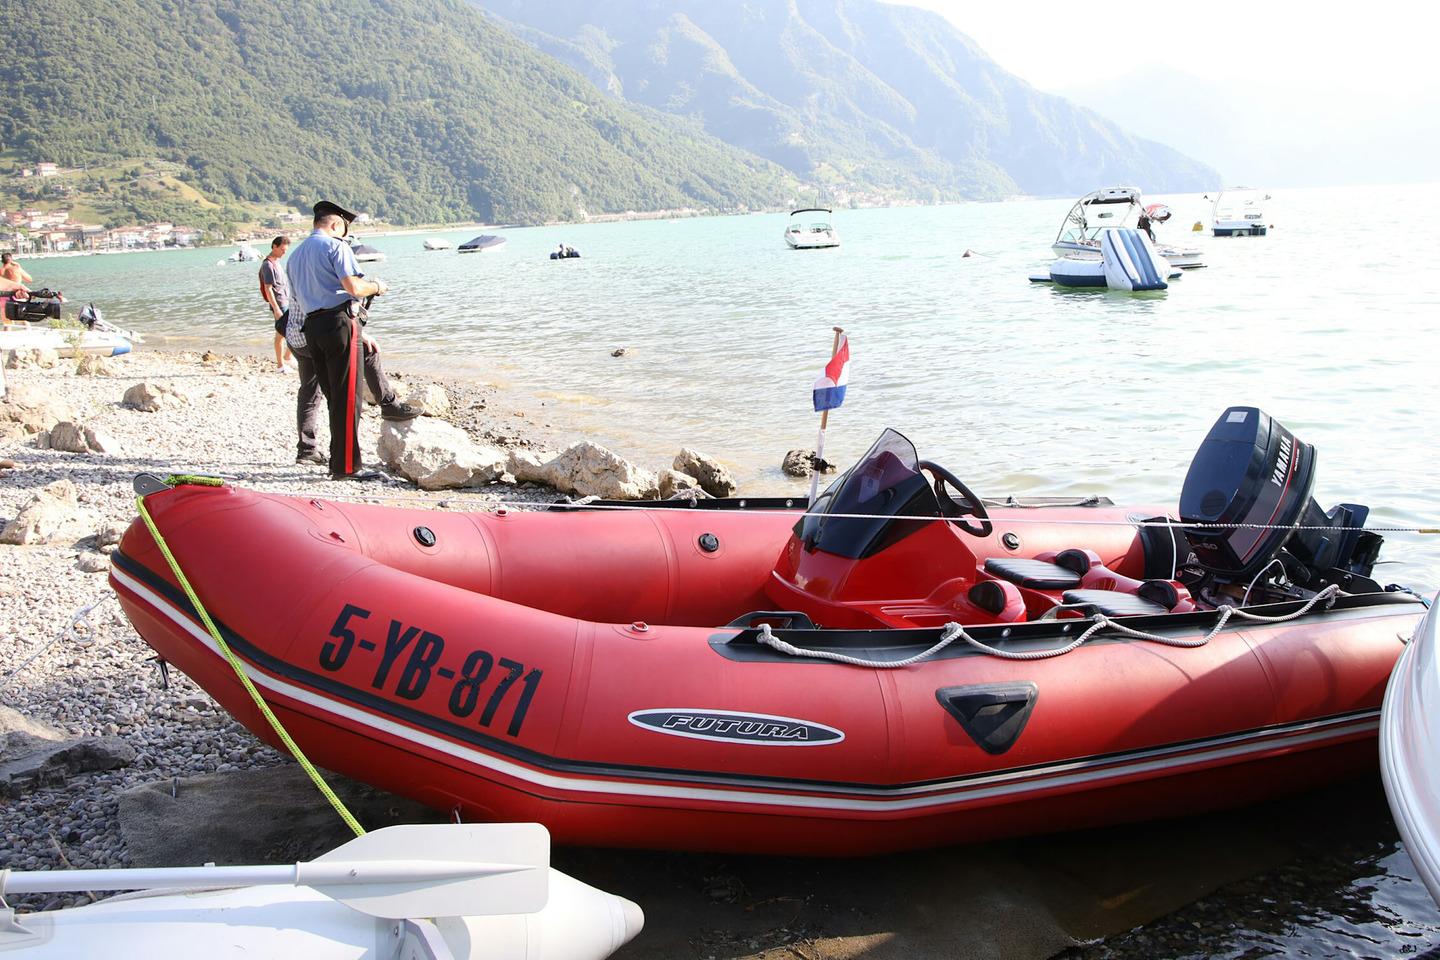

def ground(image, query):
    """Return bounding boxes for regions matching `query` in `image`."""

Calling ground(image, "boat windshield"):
[797,429,941,559]
[1054,189,1140,244]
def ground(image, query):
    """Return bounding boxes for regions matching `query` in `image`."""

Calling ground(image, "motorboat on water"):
[459,235,507,253]
[0,823,642,959]
[1211,187,1270,236]
[111,407,1424,856]
[1031,228,1176,291]
[785,208,839,249]
[423,238,453,251]
[218,243,261,265]
[1053,187,1205,268]
[550,245,581,260]
[349,240,386,263]
[1381,593,1440,905]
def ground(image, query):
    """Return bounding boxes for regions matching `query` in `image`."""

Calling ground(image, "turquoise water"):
[31,184,1440,590]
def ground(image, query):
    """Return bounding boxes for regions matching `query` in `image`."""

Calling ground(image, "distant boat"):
[1211,187,1270,237]
[459,235,507,253]
[351,242,385,262]
[218,243,261,265]
[422,238,452,251]
[784,208,839,249]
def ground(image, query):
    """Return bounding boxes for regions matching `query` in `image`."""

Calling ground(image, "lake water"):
[31,184,1440,594]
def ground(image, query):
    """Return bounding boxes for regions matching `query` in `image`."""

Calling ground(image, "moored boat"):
[111,408,1425,855]
[459,235,506,253]
[422,238,453,251]
[1053,187,1205,268]
[1381,593,1440,905]
[785,208,839,249]
[1211,187,1270,236]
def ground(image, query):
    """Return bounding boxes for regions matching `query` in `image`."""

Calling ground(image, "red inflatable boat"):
[111,408,1426,854]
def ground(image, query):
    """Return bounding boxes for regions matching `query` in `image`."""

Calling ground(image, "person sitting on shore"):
[1,253,33,287]
[259,236,295,372]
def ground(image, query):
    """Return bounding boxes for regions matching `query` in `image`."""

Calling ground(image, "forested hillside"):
[474,0,1219,199]
[0,0,796,225]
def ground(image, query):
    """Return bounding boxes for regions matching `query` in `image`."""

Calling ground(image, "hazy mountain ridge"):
[473,0,1219,199]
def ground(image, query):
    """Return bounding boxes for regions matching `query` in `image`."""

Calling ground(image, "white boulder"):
[0,479,101,546]
[541,442,659,500]
[378,418,506,490]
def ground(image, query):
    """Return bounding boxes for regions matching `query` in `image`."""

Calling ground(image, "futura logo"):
[627,709,845,746]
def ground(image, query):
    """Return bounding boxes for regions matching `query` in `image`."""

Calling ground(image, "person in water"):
[286,200,398,481]
[258,236,294,371]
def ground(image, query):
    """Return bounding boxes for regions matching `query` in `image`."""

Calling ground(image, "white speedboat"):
[1381,595,1440,906]
[1,321,133,357]
[1053,187,1205,268]
[349,240,386,262]
[422,238,453,251]
[0,823,642,960]
[1211,187,1270,236]
[784,208,839,249]
[218,244,261,265]
[459,234,507,253]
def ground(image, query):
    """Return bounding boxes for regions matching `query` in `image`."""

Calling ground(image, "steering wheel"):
[917,460,993,538]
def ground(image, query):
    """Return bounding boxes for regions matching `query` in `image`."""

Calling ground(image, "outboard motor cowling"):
[1179,407,1383,596]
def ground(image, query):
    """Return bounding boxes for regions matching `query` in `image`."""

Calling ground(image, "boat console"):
[767,409,1384,629]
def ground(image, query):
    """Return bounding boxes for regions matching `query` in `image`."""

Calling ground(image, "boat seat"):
[1061,580,1183,618]
[983,557,1083,590]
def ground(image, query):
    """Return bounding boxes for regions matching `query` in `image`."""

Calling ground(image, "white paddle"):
[0,823,549,920]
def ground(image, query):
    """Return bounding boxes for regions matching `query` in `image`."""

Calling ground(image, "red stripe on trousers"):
[344,316,359,474]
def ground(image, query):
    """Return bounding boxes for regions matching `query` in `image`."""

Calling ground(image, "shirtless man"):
[1,253,33,287]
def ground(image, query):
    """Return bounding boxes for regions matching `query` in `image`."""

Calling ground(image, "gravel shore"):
[0,347,575,907]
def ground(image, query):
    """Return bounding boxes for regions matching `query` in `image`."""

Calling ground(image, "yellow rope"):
[135,487,365,837]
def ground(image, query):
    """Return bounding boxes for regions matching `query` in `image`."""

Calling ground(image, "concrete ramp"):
[1101,228,1169,291]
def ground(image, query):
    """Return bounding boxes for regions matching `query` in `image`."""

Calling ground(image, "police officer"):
[286,200,388,481]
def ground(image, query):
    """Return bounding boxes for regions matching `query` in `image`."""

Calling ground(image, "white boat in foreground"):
[0,823,642,960]
[784,208,839,249]
[423,238,453,250]
[1211,187,1270,236]
[1053,187,1205,268]
[1381,594,1440,906]
[1,321,133,357]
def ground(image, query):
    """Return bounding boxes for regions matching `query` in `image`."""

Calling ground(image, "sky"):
[890,1,1439,97]
[887,1,1440,186]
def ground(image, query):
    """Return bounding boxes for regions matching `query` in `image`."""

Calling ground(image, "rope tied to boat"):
[133,484,366,838]
[752,584,1343,667]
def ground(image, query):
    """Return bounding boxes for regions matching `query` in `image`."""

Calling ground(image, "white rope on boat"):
[231,484,1440,536]
[752,584,1343,668]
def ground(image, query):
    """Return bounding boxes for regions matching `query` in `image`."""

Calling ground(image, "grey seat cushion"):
[1061,589,1170,617]
[983,557,1082,590]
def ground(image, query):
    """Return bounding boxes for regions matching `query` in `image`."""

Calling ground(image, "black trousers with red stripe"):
[303,305,364,476]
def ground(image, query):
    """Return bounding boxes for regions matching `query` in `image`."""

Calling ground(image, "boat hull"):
[112,485,1421,855]
[1380,595,1440,905]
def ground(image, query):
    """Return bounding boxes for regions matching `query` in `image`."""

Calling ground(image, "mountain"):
[471,0,1219,199]
[1059,65,1440,189]
[0,0,796,226]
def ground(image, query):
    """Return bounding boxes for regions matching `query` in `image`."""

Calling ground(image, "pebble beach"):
[0,348,579,902]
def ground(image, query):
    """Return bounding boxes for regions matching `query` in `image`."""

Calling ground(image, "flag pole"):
[808,326,845,507]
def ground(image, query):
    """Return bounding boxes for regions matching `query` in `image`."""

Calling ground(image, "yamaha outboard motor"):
[1178,407,1384,601]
